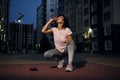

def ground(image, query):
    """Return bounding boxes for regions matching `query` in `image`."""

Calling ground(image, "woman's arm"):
[66,34,73,44]
[41,17,56,34]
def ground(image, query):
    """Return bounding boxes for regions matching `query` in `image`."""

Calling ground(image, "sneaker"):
[65,64,73,72]
[57,59,64,68]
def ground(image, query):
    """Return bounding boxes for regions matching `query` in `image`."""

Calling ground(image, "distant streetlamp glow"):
[1,29,3,32]
[0,24,1,30]
[18,19,21,23]
[14,13,24,23]
[88,28,93,34]
[1,18,4,21]
[38,44,40,47]
[84,28,93,39]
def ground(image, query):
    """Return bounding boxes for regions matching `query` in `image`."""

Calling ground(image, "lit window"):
[104,11,111,21]
[104,26,111,36]
[91,15,97,25]
[91,2,97,12]
[105,40,112,50]
[92,28,97,37]
[50,4,54,7]
[92,42,98,50]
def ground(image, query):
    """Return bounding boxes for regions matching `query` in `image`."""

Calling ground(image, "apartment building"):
[9,23,34,54]
[102,0,120,54]
[36,0,58,53]
[58,0,84,52]
[58,0,120,54]
[36,0,46,45]
[0,0,10,52]
[37,0,120,54]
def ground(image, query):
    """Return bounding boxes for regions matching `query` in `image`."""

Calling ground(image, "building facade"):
[46,0,58,21]
[36,0,59,53]
[102,0,120,54]
[9,23,34,54]
[37,0,120,54]
[0,0,10,53]
[58,0,120,54]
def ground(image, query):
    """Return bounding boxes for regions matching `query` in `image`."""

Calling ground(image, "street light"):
[88,28,93,34]
[0,18,5,52]
[88,28,93,54]
[14,13,24,53]
[83,27,93,54]
[15,13,24,23]
[0,20,4,40]
[84,27,93,39]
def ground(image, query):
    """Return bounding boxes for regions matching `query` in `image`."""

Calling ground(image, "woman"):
[41,15,75,72]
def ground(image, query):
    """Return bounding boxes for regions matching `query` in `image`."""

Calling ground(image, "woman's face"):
[56,16,64,24]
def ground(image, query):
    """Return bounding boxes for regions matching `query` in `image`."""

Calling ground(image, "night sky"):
[9,0,41,28]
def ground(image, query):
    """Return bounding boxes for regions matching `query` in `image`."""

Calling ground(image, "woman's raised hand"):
[49,17,57,23]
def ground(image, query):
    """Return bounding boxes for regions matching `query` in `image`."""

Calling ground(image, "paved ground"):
[0,54,120,67]
[85,54,120,67]
[0,54,120,80]
[0,63,120,80]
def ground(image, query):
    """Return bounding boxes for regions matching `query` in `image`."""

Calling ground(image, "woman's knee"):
[44,50,53,58]
[44,49,62,59]
[44,51,50,58]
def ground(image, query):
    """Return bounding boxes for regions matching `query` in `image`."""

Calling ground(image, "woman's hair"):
[58,14,70,28]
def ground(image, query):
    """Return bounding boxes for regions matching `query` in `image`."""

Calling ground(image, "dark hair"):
[58,14,70,28]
